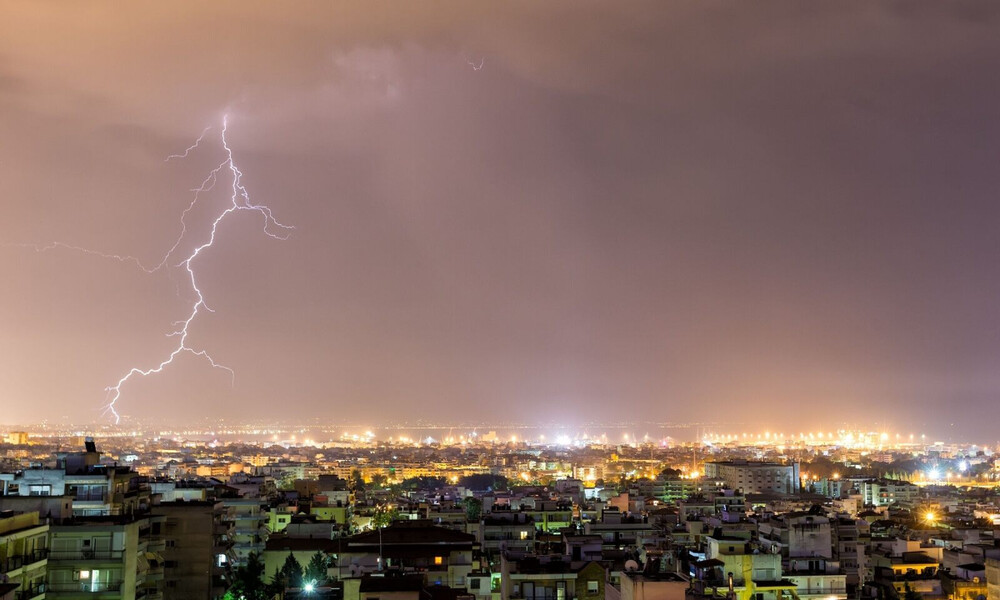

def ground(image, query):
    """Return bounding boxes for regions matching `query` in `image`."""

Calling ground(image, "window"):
[587,581,599,594]
[470,579,480,590]
[79,570,91,580]
[434,556,443,565]
[28,484,51,496]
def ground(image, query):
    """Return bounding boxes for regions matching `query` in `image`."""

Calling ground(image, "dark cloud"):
[2,2,1000,439]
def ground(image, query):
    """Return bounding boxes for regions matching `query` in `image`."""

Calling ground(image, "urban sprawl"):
[0,427,998,600]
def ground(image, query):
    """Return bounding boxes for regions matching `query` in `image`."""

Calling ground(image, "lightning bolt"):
[466,56,485,71]
[165,126,212,161]
[14,115,293,423]
[102,114,294,423]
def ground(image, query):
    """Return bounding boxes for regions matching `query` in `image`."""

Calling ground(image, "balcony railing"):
[509,592,561,600]
[16,583,46,600]
[73,493,107,502]
[795,588,847,596]
[0,549,48,571]
[47,581,124,592]
[48,549,124,561]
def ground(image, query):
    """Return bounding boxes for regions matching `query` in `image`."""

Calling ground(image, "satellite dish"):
[625,560,640,572]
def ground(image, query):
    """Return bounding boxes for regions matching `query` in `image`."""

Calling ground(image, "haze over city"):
[4,3,1000,439]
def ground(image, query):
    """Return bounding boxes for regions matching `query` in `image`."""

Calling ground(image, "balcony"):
[135,587,163,600]
[48,580,124,593]
[16,583,46,600]
[1,549,48,572]
[48,549,125,561]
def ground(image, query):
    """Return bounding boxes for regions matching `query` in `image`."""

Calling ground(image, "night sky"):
[3,2,1000,437]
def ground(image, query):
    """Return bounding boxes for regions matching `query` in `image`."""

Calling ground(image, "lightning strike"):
[15,116,292,424]
[102,114,293,423]
[466,56,485,71]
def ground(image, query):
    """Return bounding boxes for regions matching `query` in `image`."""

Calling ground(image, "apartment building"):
[0,511,48,600]
[46,513,163,600]
[159,501,230,600]
[703,461,799,495]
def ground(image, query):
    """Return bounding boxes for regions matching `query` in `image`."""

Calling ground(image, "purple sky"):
[2,2,1000,438]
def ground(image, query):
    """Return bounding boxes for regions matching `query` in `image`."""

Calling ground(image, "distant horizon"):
[1,418,995,446]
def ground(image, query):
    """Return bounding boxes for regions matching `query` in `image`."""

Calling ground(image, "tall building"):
[220,498,267,566]
[159,501,231,600]
[4,433,28,446]
[703,461,799,494]
[0,510,48,600]
[1,438,164,600]
[47,513,164,600]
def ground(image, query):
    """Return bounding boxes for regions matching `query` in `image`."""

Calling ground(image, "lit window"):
[588,581,599,594]
[80,570,91,580]
[434,556,443,565]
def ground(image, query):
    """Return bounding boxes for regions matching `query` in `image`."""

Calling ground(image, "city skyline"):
[4,3,1000,436]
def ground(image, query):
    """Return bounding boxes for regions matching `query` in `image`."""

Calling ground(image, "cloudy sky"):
[2,2,1000,438]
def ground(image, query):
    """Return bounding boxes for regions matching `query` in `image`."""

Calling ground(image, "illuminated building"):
[985,558,1000,600]
[859,480,918,507]
[703,461,800,495]
[500,556,607,600]
[690,536,793,600]
[4,432,28,446]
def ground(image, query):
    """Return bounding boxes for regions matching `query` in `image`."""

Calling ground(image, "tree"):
[904,583,922,600]
[349,469,365,492]
[658,467,682,479]
[227,551,268,600]
[463,497,483,522]
[370,473,389,489]
[371,504,400,529]
[304,551,329,585]
[400,476,447,491]
[458,474,509,491]
[276,552,303,589]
